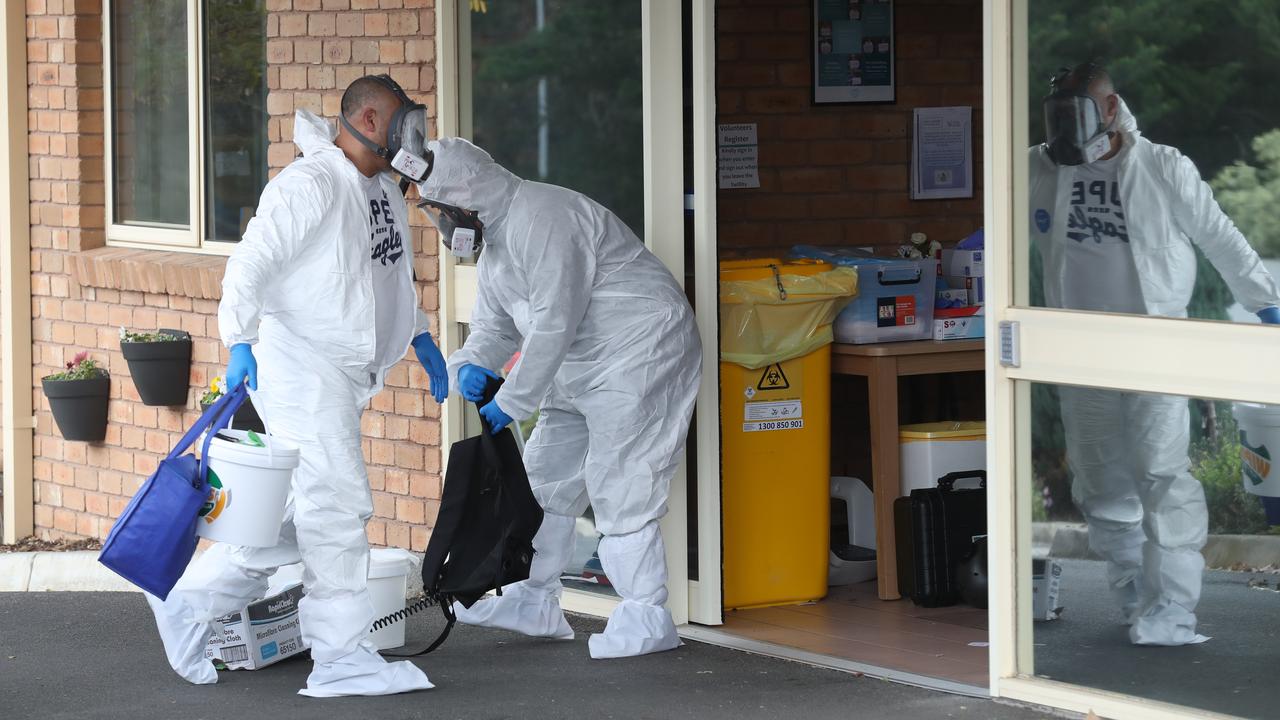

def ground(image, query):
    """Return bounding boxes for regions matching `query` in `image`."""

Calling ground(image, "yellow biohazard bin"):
[719,259,858,610]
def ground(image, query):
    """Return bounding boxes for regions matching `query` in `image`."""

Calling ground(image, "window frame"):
[102,0,260,256]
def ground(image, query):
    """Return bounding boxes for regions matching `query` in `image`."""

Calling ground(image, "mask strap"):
[339,112,391,159]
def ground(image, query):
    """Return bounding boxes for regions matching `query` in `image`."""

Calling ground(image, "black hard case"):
[893,470,987,607]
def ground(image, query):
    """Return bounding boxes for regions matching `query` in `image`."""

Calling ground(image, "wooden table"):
[831,340,985,600]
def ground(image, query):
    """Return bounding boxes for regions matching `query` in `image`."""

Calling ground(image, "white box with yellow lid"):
[898,421,986,495]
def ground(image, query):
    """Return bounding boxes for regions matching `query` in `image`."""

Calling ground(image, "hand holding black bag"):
[378,377,543,655]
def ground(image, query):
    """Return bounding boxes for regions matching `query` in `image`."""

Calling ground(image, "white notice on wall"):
[911,106,973,200]
[718,123,760,189]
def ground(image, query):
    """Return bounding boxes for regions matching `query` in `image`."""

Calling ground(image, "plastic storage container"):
[789,245,937,344]
[899,421,986,496]
[367,548,416,650]
[720,259,856,610]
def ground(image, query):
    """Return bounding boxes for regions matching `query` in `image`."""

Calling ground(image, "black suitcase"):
[894,470,987,607]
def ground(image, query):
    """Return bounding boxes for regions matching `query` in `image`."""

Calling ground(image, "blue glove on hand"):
[412,332,449,404]
[1259,307,1280,325]
[226,343,258,390]
[479,399,513,435]
[458,364,500,402]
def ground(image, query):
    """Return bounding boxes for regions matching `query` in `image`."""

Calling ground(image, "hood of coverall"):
[419,137,523,243]
[293,109,347,160]
[1111,95,1140,150]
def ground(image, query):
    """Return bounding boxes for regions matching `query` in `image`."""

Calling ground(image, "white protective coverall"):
[425,138,702,659]
[146,110,433,696]
[1030,99,1280,646]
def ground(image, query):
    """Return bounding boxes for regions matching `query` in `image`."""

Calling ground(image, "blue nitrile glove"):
[458,364,500,403]
[1259,307,1280,325]
[479,399,513,435]
[226,343,258,390]
[412,332,449,404]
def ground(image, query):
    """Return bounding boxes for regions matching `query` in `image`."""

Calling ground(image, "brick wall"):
[715,0,983,257]
[26,0,445,553]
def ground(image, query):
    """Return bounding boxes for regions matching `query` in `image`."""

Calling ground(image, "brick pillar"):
[28,0,109,539]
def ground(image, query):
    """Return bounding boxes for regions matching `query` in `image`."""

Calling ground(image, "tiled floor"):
[721,581,990,688]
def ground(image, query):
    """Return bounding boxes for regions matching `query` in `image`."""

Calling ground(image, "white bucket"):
[368,548,416,650]
[197,428,299,547]
[1232,402,1280,497]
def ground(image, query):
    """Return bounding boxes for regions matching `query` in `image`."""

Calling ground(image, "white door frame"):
[1,0,33,544]
[434,0,721,625]
[985,1,1280,718]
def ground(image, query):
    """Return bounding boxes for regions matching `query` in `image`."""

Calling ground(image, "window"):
[106,0,268,250]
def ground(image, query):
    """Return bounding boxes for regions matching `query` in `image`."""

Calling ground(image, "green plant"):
[46,351,105,382]
[201,376,227,406]
[1191,412,1273,535]
[119,327,184,343]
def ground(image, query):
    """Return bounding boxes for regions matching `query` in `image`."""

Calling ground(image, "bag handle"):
[197,383,250,486]
[169,382,247,462]
[475,376,508,472]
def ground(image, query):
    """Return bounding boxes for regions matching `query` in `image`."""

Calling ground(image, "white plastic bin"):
[1232,403,1280,497]
[829,476,876,586]
[899,421,986,495]
[367,548,416,650]
[197,429,299,547]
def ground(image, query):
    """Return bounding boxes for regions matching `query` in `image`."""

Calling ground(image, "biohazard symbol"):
[200,469,231,523]
[756,364,790,391]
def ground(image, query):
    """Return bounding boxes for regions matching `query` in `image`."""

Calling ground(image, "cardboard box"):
[205,583,307,670]
[1032,558,1063,621]
[936,288,969,307]
[942,249,984,278]
[933,306,984,340]
[943,275,985,306]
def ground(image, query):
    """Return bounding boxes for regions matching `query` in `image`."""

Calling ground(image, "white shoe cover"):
[1129,602,1210,646]
[298,642,433,698]
[452,585,575,640]
[452,512,577,640]
[144,592,218,685]
[587,521,681,660]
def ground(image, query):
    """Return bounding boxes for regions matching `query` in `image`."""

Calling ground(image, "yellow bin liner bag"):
[719,259,858,370]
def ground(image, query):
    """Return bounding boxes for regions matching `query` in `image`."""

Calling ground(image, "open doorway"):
[690,0,992,693]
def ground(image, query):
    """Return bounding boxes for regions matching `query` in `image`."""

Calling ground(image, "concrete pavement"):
[0,592,1063,720]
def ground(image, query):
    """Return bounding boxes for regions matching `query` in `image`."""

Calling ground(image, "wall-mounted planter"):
[121,329,192,407]
[42,373,110,442]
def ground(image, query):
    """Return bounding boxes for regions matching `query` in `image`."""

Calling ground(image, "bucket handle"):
[246,387,277,465]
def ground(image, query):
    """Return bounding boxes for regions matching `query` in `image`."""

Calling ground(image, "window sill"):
[70,247,227,301]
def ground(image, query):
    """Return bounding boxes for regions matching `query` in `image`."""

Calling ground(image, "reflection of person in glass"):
[1029,62,1280,647]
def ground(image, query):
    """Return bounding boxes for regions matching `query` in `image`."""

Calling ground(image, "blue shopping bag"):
[98,383,248,599]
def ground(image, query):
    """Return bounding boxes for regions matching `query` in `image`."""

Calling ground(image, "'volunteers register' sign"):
[717,123,760,189]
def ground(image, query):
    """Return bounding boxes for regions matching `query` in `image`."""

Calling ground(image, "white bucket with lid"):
[197,391,299,547]
[1232,402,1280,497]
[368,548,417,650]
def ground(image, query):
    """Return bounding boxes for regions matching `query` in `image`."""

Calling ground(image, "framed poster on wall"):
[813,0,895,104]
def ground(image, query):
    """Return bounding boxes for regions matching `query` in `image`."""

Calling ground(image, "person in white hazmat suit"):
[417,138,702,659]
[146,76,447,696]
[1030,62,1280,646]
